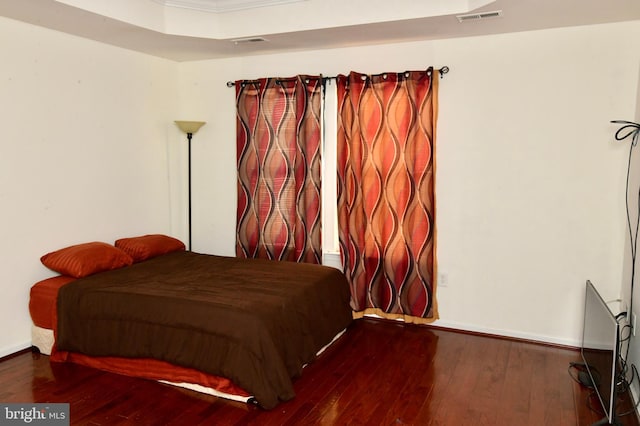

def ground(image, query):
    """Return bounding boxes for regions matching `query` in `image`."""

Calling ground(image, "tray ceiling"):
[0,0,639,62]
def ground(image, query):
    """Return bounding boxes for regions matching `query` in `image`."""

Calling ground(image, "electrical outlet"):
[438,272,448,287]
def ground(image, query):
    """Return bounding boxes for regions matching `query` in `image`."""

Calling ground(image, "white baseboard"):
[432,319,580,348]
[0,340,31,359]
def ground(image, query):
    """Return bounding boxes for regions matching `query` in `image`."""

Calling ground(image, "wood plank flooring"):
[0,318,638,425]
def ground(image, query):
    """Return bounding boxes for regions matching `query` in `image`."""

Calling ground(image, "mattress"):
[29,275,75,331]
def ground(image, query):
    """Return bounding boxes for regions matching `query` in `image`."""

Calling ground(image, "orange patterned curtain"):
[337,69,439,323]
[235,75,322,263]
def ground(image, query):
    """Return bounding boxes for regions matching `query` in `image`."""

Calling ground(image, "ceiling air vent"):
[231,37,269,45]
[456,10,503,23]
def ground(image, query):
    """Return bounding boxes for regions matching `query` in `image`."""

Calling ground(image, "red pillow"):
[115,234,185,263]
[40,242,133,278]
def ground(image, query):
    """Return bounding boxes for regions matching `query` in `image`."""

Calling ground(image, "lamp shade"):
[175,120,206,134]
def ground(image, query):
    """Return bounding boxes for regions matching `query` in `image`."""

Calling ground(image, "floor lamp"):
[174,120,206,251]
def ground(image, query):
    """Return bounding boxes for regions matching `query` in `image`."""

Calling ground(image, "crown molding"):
[152,0,308,13]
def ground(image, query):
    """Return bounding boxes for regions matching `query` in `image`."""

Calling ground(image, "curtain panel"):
[336,69,439,323]
[235,75,323,263]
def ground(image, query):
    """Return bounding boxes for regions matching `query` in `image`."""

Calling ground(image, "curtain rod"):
[225,66,449,87]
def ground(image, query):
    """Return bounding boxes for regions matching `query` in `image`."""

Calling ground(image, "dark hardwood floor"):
[0,318,638,425]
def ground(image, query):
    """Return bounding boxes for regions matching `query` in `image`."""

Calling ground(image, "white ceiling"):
[1,0,640,62]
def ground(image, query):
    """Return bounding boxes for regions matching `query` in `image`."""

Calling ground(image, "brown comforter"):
[56,251,353,409]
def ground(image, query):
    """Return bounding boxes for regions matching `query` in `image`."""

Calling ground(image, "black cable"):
[616,364,640,417]
[629,364,637,388]
[568,362,590,385]
[587,389,606,416]
[611,120,640,341]
[576,122,640,422]
[611,123,640,423]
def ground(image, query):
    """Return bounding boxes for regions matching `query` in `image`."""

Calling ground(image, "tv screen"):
[581,280,620,423]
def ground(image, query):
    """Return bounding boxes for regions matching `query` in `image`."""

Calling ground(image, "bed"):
[29,235,353,409]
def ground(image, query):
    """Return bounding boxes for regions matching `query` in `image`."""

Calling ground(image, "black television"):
[580,280,621,425]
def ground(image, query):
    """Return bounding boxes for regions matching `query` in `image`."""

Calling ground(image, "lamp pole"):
[174,121,206,251]
[187,131,193,251]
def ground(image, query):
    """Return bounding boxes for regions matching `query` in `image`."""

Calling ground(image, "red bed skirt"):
[50,346,250,397]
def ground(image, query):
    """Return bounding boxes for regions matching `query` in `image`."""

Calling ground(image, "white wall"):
[0,17,180,356]
[434,23,638,345]
[2,14,639,358]
[179,21,640,346]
